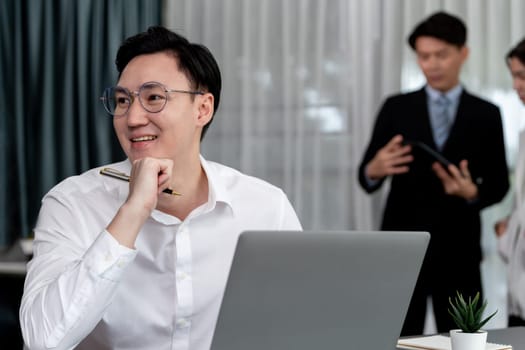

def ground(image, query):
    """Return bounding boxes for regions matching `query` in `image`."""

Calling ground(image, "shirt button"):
[176,271,188,280]
[176,318,190,328]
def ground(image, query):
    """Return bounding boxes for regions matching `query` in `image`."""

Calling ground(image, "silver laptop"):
[210,230,429,350]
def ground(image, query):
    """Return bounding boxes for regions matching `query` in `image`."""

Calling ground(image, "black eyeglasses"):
[100,81,204,117]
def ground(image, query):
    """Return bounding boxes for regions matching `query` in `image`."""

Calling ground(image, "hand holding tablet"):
[402,140,452,168]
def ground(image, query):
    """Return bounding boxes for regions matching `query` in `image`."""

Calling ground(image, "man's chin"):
[426,81,449,92]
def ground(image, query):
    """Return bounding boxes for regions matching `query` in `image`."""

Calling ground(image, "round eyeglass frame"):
[100,81,204,117]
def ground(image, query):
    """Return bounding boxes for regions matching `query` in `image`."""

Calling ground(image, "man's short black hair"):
[115,26,221,140]
[408,11,467,50]
[506,38,525,65]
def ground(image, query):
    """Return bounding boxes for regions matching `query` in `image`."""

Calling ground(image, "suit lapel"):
[414,88,438,149]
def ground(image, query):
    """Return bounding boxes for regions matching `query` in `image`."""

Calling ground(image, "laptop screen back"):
[210,230,429,350]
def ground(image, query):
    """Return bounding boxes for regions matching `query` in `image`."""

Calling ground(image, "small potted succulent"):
[447,291,497,350]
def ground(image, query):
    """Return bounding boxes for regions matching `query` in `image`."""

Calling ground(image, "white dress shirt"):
[498,130,525,320]
[20,156,302,350]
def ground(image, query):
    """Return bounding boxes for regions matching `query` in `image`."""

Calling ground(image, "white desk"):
[396,327,525,349]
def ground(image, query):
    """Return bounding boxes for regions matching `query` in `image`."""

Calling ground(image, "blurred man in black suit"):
[358,12,509,335]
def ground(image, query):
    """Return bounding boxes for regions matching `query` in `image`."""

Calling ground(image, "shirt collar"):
[199,154,234,212]
[425,84,463,103]
[113,156,234,220]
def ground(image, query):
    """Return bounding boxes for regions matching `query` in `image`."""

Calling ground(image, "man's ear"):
[196,92,214,127]
[460,45,469,62]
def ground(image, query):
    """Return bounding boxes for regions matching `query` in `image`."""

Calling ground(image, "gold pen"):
[99,167,182,196]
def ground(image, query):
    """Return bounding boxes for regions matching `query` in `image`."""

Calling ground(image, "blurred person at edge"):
[495,37,525,327]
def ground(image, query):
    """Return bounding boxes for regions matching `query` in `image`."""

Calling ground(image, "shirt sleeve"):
[357,97,393,194]
[498,209,520,263]
[277,190,303,230]
[20,193,137,350]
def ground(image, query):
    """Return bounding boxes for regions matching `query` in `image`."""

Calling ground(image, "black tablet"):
[403,140,452,168]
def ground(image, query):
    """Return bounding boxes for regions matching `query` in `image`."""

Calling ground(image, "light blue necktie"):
[433,95,451,150]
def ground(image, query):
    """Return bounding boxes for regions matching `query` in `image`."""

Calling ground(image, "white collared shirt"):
[20,156,302,350]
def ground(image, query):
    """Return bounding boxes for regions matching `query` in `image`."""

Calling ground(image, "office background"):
[1,0,525,338]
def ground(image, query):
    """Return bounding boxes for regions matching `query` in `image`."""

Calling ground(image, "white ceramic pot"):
[450,329,487,350]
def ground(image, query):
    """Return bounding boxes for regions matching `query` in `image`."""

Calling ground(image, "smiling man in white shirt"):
[20,26,302,350]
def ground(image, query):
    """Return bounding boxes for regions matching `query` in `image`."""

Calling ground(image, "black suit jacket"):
[358,87,509,271]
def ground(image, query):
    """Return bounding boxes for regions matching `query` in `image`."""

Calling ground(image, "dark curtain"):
[0,0,162,248]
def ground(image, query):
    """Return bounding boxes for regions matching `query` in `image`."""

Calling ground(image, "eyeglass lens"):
[103,83,168,116]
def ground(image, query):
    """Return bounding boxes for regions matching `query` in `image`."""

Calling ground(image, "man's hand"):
[432,159,478,200]
[127,157,174,213]
[366,135,413,180]
[107,157,174,248]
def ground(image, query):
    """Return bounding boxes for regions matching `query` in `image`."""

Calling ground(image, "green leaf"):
[447,291,497,333]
